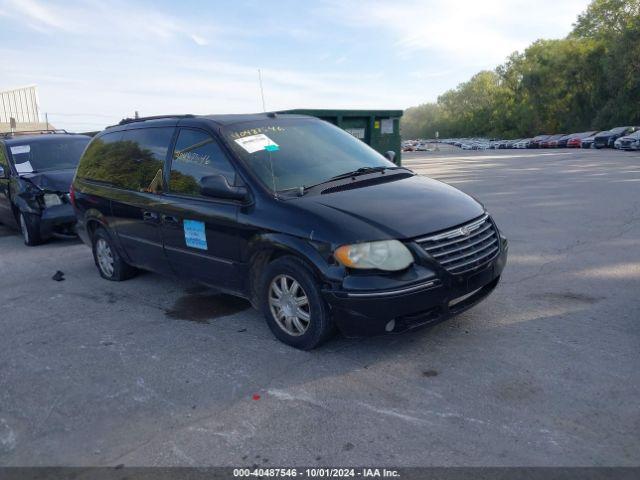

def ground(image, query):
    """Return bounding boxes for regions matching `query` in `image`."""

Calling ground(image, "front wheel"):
[92,227,137,281]
[19,212,43,246]
[261,256,335,350]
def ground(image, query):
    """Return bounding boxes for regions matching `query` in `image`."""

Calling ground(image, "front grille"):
[416,214,499,275]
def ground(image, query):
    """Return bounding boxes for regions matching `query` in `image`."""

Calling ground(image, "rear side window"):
[169,129,236,197]
[120,128,174,192]
[77,127,174,192]
[76,131,124,184]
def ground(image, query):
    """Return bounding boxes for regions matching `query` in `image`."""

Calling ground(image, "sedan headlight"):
[43,193,63,207]
[334,240,414,271]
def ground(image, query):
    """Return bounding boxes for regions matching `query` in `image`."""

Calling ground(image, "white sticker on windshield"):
[10,145,30,155]
[234,134,279,154]
[15,161,34,174]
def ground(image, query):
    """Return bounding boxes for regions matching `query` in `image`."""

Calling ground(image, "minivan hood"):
[300,174,485,240]
[20,169,74,193]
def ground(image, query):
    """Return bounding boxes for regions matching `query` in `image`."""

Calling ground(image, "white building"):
[0,85,53,133]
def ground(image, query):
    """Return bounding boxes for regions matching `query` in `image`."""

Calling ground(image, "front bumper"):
[324,238,508,337]
[619,143,639,150]
[39,203,77,238]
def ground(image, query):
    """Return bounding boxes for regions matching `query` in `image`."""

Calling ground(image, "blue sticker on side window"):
[183,220,207,250]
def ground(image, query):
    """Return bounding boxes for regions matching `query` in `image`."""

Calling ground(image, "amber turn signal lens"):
[334,245,355,267]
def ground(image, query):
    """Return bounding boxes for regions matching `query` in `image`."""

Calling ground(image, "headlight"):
[43,193,63,207]
[334,240,414,271]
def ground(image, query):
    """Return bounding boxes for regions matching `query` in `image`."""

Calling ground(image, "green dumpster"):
[278,109,403,165]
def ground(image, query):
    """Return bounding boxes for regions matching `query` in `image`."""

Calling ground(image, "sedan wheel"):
[19,214,29,244]
[18,212,42,246]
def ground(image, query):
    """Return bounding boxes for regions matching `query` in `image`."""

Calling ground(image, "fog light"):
[385,319,396,332]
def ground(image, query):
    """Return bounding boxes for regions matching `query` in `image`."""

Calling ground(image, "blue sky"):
[0,0,590,131]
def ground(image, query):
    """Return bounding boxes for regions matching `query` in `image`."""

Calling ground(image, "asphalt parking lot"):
[0,148,638,467]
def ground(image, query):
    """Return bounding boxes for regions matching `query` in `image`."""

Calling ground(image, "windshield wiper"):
[299,166,409,195]
[328,166,391,181]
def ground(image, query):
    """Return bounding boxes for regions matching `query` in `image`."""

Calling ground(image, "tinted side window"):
[169,129,236,197]
[120,128,174,192]
[76,131,124,184]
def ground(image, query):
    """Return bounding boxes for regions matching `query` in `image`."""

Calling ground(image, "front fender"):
[245,232,344,284]
[12,180,42,215]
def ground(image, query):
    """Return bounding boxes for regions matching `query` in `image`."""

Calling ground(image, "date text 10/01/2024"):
[232,468,401,478]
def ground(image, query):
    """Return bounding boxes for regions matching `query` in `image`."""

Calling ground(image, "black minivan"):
[72,114,507,349]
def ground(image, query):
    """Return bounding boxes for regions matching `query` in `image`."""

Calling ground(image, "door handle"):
[142,211,159,223]
[162,215,180,227]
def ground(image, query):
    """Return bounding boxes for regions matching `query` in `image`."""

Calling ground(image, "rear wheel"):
[19,212,43,246]
[92,227,137,281]
[261,256,335,350]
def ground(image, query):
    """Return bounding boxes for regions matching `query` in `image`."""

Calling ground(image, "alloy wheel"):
[96,238,115,277]
[268,274,311,336]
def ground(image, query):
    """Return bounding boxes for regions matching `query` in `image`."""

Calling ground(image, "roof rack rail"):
[0,129,69,138]
[115,114,196,127]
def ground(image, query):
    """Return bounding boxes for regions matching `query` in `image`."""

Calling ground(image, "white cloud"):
[319,0,589,65]
[0,0,592,130]
[190,34,208,46]
[1,0,213,46]
[4,0,69,30]
[408,69,454,80]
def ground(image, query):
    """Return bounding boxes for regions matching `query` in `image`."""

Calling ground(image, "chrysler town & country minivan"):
[71,114,507,349]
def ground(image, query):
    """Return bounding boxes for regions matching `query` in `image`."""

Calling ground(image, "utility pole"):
[258,69,266,112]
[45,112,49,131]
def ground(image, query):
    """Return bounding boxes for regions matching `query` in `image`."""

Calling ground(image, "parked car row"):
[424,126,640,151]
[0,115,508,349]
[401,140,437,152]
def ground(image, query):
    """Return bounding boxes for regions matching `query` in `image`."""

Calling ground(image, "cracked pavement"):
[0,148,638,466]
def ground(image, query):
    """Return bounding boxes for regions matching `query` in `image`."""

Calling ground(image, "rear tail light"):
[69,183,76,207]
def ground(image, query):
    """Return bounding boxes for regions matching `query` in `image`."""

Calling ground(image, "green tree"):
[401,0,640,138]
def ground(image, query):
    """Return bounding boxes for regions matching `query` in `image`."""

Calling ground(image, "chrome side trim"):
[117,233,234,265]
[117,233,163,248]
[416,214,489,243]
[164,245,234,265]
[345,280,438,298]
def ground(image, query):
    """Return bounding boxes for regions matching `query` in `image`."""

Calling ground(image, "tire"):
[19,212,43,246]
[260,255,335,350]
[91,227,137,281]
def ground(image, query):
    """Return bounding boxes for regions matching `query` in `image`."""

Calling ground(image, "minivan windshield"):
[9,137,90,173]
[222,118,395,192]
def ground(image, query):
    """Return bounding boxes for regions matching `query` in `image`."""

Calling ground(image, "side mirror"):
[384,150,396,164]
[200,175,248,201]
[0,166,5,178]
